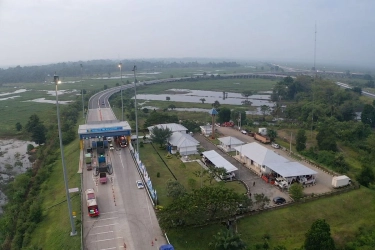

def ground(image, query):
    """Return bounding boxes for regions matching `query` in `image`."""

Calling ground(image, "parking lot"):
[193,127,335,205]
[194,133,291,204]
[216,127,335,194]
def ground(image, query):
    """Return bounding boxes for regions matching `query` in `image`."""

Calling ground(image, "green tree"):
[150,127,172,147]
[210,229,247,250]
[31,124,47,145]
[357,165,375,187]
[103,85,108,90]
[25,114,40,133]
[254,193,270,209]
[361,104,375,127]
[260,105,270,120]
[27,144,35,152]
[217,107,231,123]
[289,183,304,200]
[206,166,227,184]
[213,100,221,109]
[166,96,170,101]
[296,129,307,152]
[142,108,149,113]
[304,219,335,250]
[158,186,246,229]
[15,122,22,131]
[166,180,186,199]
[168,104,176,110]
[231,109,246,125]
[268,129,277,142]
[316,118,337,152]
[200,98,206,104]
[143,112,179,128]
[181,120,201,133]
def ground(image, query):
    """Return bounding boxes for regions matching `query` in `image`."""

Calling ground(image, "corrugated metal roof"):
[234,142,317,177]
[218,136,244,146]
[267,161,317,177]
[148,123,188,132]
[234,142,286,165]
[169,132,199,147]
[202,150,238,173]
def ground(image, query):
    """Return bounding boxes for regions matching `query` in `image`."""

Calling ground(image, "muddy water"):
[0,139,36,213]
[135,89,274,107]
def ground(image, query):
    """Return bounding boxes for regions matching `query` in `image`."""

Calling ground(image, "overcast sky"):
[0,0,374,68]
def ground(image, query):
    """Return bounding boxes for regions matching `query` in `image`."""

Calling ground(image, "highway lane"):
[82,94,166,249]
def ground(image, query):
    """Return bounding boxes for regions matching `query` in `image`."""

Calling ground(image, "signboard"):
[88,127,123,133]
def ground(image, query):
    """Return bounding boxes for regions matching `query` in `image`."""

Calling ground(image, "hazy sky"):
[0,0,374,68]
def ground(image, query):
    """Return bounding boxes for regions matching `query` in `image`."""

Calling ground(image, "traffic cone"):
[155,238,157,241]
[151,240,154,246]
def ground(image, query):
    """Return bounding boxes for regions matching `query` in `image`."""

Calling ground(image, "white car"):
[136,180,144,189]
[241,130,247,135]
[109,143,114,150]
[271,142,280,149]
[107,137,112,142]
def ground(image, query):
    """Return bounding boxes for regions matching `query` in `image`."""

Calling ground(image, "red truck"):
[254,133,271,144]
[116,136,128,148]
[85,189,100,217]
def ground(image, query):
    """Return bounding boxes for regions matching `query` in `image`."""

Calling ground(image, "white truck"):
[297,175,316,185]
[275,177,288,189]
[332,175,351,188]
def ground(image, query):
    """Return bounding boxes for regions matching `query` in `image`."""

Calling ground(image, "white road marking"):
[92,237,123,243]
[86,217,118,222]
[89,230,114,236]
[93,223,118,228]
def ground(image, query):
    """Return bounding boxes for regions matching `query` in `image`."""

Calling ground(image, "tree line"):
[0,60,240,84]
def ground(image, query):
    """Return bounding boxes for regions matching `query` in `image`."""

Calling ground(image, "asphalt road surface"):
[82,92,166,250]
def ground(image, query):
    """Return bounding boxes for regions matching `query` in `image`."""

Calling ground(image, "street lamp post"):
[118,63,123,121]
[80,64,84,119]
[132,65,139,157]
[54,74,77,236]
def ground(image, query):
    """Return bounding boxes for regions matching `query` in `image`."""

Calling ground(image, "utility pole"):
[132,65,139,157]
[290,132,292,155]
[80,64,84,119]
[118,63,123,121]
[311,23,317,138]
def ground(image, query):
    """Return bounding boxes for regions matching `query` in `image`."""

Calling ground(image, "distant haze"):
[0,0,374,69]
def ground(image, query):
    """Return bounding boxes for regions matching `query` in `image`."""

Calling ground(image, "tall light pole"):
[132,65,139,157]
[80,64,84,119]
[54,74,77,236]
[118,63,123,121]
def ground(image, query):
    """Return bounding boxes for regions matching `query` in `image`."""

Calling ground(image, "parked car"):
[136,180,144,189]
[271,142,280,149]
[273,196,286,205]
[109,143,114,150]
[241,130,247,135]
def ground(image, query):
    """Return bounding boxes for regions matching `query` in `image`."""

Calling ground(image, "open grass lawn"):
[168,188,375,249]
[139,144,247,207]
[136,78,277,94]
[29,135,82,249]
[0,97,56,137]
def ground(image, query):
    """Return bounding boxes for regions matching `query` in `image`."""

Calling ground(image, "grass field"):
[139,143,247,207]
[168,187,375,249]
[28,128,82,249]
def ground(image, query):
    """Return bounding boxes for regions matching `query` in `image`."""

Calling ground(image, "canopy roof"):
[202,150,238,173]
